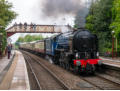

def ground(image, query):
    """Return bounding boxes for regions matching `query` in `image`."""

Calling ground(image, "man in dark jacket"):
[7,44,11,59]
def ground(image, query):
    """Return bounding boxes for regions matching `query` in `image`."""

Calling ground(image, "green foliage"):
[98,32,112,52]
[0,29,7,53]
[0,0,17,27]
[0,0,17,54]
[110,0,120,38]
[85,1,99,33]
[86,15,94,33]
[85,0,113,53]
[17,34,44,43]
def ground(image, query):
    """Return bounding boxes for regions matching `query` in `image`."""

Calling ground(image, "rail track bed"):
[80,74,120,90]
[101,64,120,80]
[22,51,120,90]
[23,52,69,90]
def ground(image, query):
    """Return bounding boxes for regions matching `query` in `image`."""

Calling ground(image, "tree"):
[110,0,120,53]
[110,0,120,38]
[85,0,113,52]
[16,34,44,43]
[0,0,16,27]
[85,0,99,33]
[0,0,17,54]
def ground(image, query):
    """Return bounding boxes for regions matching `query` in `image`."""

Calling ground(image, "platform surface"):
[0,51,15,83]
[0,51,14,74]
[100,57,120,68]
[0,50,30,90]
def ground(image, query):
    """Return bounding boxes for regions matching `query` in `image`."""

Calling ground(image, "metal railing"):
[99,52,120,57]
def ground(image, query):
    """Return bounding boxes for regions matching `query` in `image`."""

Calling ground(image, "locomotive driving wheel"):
[74,66,79,74]
[59,52,70,70]
[59,61,62,67]
[86,63,95,75]
[65,64,70,70]
[59,52,64,67]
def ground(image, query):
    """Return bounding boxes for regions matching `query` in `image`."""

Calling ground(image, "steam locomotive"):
[20,28,102,74]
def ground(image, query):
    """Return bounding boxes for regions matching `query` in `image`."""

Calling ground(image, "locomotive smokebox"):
[73,29,96,52]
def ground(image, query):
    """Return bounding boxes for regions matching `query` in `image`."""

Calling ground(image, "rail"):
[22,51,70,90]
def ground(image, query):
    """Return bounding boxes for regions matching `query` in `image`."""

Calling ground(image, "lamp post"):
[112,30,115,58]
[115,36,118,57]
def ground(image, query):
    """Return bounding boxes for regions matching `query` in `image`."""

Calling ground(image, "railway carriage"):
[34,40,45,53]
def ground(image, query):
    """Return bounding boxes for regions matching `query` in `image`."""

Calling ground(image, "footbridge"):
[6,23,72,37]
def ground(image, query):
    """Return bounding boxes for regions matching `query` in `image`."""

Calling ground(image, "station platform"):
[0,51,15,83]
[100,57,120,68]
[0,50,30,90]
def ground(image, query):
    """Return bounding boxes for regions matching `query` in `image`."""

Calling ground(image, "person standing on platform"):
[24,22,27,31]
[7,44,12,59]
[33,24,36,31]
[19,23,22,30]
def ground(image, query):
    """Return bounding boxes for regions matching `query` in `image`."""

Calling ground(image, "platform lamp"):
[116,36,118,57]
[115,34,118,57]
[112,30,115,58]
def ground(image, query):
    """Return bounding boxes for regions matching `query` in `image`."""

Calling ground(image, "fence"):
[100,52,120,57]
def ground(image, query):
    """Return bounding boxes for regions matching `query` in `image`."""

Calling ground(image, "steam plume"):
[41,0,91,27]
[41,0,86,17]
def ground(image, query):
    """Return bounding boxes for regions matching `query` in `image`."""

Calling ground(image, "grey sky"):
[8,0,87,43]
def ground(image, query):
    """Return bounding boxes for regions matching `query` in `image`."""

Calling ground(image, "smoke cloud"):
[41,0,87,17]
[40,0,91,27]
[75,8,89,27]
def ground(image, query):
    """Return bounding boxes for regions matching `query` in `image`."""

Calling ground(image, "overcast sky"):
[8,0,87,43]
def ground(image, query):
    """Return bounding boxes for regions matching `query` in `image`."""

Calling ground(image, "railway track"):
[24,54,42,90]
[22,50,120,90]
[80,73,120,90]
[22,51,70,90]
